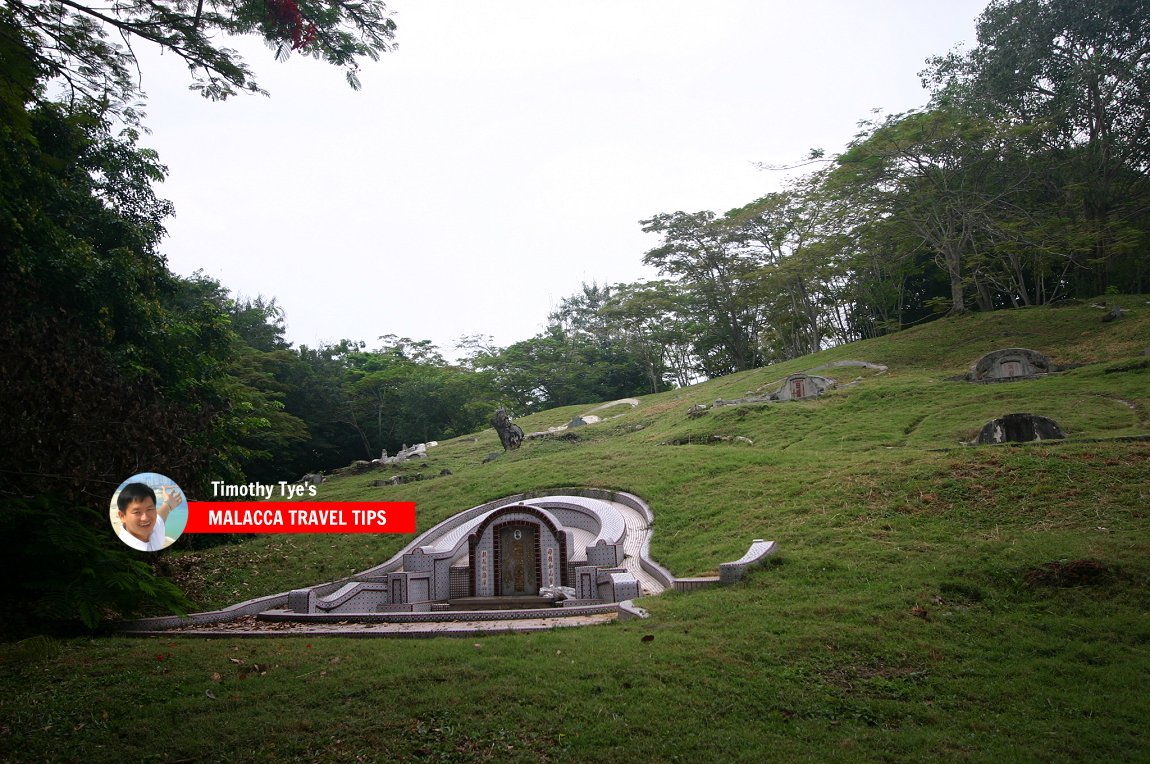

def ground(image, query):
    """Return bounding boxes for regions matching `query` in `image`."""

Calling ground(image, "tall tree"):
[548,282,617,344]
[725,176,844,359]
[0,0,398,630]
[835,108,1014,314]
[926,0,1150,293]
[0,64,225,629]
[343,336,496,454]
[641,211,764,374]
[600,280,696,390]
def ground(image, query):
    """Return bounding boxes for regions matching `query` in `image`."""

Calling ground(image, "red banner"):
[184,502,415,534]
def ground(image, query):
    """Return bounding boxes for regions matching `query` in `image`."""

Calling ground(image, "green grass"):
[2,297,1149,762]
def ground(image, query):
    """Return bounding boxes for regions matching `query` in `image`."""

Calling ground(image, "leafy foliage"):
[617,1,1150,373]
[1,23,246,628]
[462,285,671,414]
[5,0,398,109]
[0,498,191,634]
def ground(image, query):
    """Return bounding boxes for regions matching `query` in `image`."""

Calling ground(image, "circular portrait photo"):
[109,473,188,552]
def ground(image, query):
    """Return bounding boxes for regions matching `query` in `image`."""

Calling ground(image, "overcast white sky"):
[134,1,989,359]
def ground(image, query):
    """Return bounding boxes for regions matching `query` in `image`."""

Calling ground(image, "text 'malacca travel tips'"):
[111,475,415,548]
[185,481,415,534]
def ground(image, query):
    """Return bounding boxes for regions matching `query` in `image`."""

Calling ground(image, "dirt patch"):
[1024,559,1112,588]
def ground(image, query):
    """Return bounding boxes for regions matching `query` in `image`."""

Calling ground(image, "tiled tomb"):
[289,493,654,615]
[117,488,777,633]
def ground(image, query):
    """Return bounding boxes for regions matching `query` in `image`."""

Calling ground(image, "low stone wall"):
[669,539,778,591]
[673,577,720,593]
[114,591,292,632]
[719,539,778,584]
[258,603,620,623]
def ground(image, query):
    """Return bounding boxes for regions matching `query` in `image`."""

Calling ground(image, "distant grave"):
[976,413,1066,444]
[968,348,1052,383]
[713,372,836,408]
[772,373,835,401]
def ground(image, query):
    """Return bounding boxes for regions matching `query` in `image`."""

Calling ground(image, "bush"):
[0,497,190,635]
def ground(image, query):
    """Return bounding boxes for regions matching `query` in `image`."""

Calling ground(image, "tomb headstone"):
[968,348,1051,382]
[771,373,835,401]
[976,413,1066,444]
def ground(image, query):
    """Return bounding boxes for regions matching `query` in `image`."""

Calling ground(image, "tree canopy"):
[3,0,397,109]
[0,0,399,632]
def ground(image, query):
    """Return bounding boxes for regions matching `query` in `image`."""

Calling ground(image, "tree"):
[840,211,941,336]
[546,281,676,395]
[925,0,1150,294]
[468,322,658,414]
[725,177,846,359]
[289,338,373,464]
[835,108,1017,314]
[600,280,695,389]
[548,282,617,344]
[3,0,398,109]
[343,337,496,454]
[641,211,765,374]
[0,0,398,630]
[0,67,243,628]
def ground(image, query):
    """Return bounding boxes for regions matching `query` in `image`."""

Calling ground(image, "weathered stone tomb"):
[976,413,1066,444]
[968,348,1052,382]
[771,373,836,401]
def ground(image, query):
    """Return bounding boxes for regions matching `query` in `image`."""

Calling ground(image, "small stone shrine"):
[771,373,836,401]
[968,348,1052,382]
[712,373,835,408]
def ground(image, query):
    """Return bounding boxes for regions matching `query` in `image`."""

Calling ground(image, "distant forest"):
[0,0,1147,627]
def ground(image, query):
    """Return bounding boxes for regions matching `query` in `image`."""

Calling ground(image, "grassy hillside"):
[2,298,1148,762]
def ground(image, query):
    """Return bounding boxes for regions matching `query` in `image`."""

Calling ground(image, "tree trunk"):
[946,247,967,314]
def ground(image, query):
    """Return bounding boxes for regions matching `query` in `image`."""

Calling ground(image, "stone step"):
[446,596,556,611]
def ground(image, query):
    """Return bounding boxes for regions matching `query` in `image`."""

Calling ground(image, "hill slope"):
[3,298,1148,762]
[208,297,1148,589]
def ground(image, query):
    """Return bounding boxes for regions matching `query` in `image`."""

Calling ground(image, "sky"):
[133,1,990,360]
